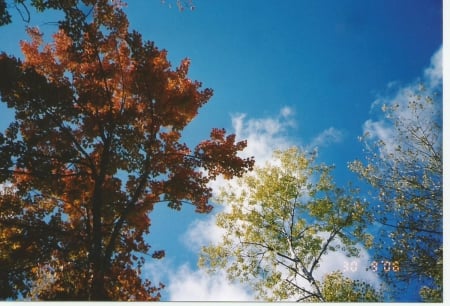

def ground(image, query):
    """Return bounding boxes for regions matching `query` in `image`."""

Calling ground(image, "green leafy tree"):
[0,0,253,300]
[321,271,381,302]
[349,85,442,301]
[199,147,380,302]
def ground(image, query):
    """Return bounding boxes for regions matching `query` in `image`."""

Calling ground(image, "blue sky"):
[0,0,444,302]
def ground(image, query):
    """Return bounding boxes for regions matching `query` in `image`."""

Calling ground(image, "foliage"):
[199,147,379,302]
[0,0,12,25]
[0,0,195,26]
[349,85,442,301]
[0,0,253,300]
[321,271,380,302]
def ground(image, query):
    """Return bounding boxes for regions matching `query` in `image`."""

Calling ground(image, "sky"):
[0,0,445,302]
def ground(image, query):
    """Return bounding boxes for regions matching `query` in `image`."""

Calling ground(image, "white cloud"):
[280,106,294,117]
[363,46,442,156]
[424,46,442,89]
[142,257,173,289]
[362,119,397,157]
[307,127,344,150]
[166,264,254,301]
[143,260,254,301]
[182,217,225,252]
[315,241,381,288]
[232,107,296,165]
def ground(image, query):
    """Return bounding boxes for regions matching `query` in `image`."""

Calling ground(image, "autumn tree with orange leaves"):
[0,0,253,300]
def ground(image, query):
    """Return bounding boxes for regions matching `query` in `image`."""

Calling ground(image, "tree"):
[0,0,94,26]
[0,0,12,25]
[199,147,379,302]
[349,85,442,301]
[0,0,195,26]
[320,271,381,302]
[0,0,253,300]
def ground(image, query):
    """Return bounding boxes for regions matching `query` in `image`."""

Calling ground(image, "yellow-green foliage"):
[199,147,378,301]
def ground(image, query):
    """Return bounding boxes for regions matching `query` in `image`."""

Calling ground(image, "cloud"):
[362,119,397,157]
[362,46,442,157]
[231,107,344,164]
[141,258,173,293]
[315,241,381,288]
[182,217,225,252]
[307,127,344,150]
[143,260,254,301]
[424,46,442,89]
[166,264,254,301]
[232,107,296,165]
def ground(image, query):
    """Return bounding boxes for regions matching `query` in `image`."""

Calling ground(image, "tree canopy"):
[199,147,380,302]
[0,0,253,300]
[349,84,442,301]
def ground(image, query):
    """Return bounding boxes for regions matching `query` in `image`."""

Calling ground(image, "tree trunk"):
[90,175,108,300]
